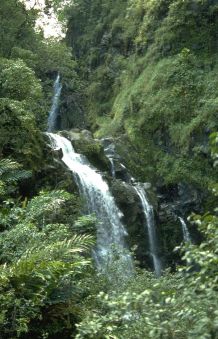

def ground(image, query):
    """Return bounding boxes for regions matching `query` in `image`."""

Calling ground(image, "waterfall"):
[178,217,191,243]
[47,74,62,132]
[46,133,133,274]
[134,184,162,277]
[108,157,116,178]
[102,141,161,276]
[103,142,116,178]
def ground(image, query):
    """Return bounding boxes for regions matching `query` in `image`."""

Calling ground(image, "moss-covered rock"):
[60,129,110,172]
[19,133,80,200]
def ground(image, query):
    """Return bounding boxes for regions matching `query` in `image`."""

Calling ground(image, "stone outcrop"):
[60,129,110,172]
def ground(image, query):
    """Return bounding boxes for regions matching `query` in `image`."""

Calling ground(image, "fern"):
[25,190,72,224]
[0,159,21,174]
[1,169,31,183]
[0,180,5,195]
[22,235,94,263]
[0,158,31,184]
[69,234,95,251]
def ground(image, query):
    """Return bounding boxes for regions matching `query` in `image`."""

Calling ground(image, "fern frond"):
[0,159,21,175]
[1,169,31,183]
[0,180,5,195]
[0,158,31,184]
[69,234,95,251]
[25,190,72,221]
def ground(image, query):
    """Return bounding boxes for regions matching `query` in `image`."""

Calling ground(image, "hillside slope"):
[66,0,218,188]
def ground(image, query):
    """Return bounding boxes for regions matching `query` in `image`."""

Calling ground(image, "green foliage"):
[0,0,83,165]
[0,0,37,57]
[210,132,218,168]
[25,189,71,224]
[0,52,44,167]
[0,1,93,338]
[0,158,31,198]
[0,58,42,102]
[0,97,44,168]
[0,189,95,338]
[65,0,218,187]
[76,211,218,339]
[103,50,217,186]
[73,215,97,234]
[76,271,182,339]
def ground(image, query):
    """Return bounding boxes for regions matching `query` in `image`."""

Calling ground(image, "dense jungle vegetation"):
[0,0,217,338]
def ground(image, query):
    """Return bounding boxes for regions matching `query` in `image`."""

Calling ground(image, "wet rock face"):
[157,182,204,223]
[156,182,204,268]
[111,160,132,181]
[59,86,86,130]
[101,138,133,182]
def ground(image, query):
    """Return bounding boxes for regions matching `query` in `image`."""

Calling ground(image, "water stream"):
[178,217,191,243]
[134,184,162,277]
[47,74,62,132]
[108,157,116,178]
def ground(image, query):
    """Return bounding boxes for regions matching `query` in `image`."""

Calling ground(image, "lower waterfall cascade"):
[46,132,133,274]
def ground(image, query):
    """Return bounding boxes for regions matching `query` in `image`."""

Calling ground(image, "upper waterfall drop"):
[47,74,62,132]
[47,133,133,273]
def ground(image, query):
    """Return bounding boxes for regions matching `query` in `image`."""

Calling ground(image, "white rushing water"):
[103,142,116,178]
[178,217,191,243]
[103,142,162,276]
[46,133,133,273]
[47,74,62,132]
[134,184,162,277]
[108,157,116,178]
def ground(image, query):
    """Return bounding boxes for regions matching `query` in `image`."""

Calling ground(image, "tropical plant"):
[0,158,31,198]
[0,189,95,338]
